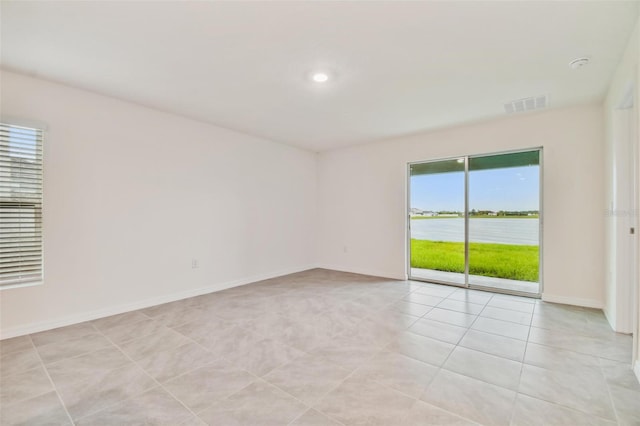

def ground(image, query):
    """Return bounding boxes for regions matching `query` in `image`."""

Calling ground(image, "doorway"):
[408,148,542,297]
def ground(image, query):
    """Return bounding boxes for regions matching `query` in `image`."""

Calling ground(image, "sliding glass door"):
[408,148,541,296]
[409,158,466,286]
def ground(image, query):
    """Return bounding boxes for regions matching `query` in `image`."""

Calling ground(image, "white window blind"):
[0,123,43,287]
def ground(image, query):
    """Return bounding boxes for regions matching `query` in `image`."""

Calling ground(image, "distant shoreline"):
[411,215,539,220]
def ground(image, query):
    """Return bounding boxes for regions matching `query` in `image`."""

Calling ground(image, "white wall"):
[0,70,317,338]
[0,69,619,347]
[604,17,639,334]
[604,15,640,377]
[317,104,605,307]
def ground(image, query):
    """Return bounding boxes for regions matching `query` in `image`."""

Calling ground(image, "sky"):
[410,165,540,212]
[8,126,38,160]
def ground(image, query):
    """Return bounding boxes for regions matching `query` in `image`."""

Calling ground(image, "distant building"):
[409,209,438,217]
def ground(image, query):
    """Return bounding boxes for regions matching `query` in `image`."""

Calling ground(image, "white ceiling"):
[1,1,638,151]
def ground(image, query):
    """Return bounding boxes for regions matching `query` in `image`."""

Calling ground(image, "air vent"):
[504,95,548,114]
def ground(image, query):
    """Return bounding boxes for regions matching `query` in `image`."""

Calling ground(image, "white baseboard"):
[603,307,617,331]
[541,293,604,309]
[0,264,314,340]
[315,263,406,281]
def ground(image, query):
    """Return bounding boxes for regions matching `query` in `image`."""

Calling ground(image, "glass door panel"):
[467,150,541,294]
[409,158,466,286]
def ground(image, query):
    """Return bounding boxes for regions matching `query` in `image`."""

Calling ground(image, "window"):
[0,123,43,288]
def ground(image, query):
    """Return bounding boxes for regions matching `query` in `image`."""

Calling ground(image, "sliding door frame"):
[406,154,468,288]
[407,147,544,298]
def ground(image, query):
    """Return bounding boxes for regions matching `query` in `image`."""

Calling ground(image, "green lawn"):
[411,215,538,219]
[410,239,539,282]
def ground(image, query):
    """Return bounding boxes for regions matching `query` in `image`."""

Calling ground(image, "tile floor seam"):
[195,366,315,424]
[450,326,525,363]
[525,327,628,361]
[414,328,471,412]
[0,367,62,409]
[70,385,168,424]
[505,298,536,426]
[504,389,519,426]
[308,347,386,399]
[457,329,527,364]
[507,395,518,426]
[478,307,534,325]
[149,351,230,387]
[355,349,439,392]
[354,358,479,426]
[429,304,484,318]
[292,348,409,426]
[104,328,172,347]
[172,328,229,359]
[32,340,120,370]
[528,312,621,334]
[497,350,531,424]
[468,321,528,342]
[92,313,154,333]
[25,333,36,351]
[413,315,480,336]
[440,298,487,307]
[278,373,350,415]
[29,325,101,352]
[435,348,521,397]
[474,299,492,325]
[388,330,455,367]
[487,304,536,315]
[421,362,509,425]
[515,362,620,423]
[0,346,40,378]
[30,336,76,426]
[176,360,260,417]
[59,352,154,421]
[415,399,484,426]
[87,326,206,424]
[460,307,481,332]
[285,408,347,426]
[232,325,321,359]
[600,360,623,425]
[53,368,158,423]
[513,391,621,425]
[0,335,31,357]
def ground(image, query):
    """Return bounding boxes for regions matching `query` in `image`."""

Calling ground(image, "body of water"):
[411,218,539,245]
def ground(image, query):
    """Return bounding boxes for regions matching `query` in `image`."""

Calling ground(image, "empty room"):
[1,1,640,425]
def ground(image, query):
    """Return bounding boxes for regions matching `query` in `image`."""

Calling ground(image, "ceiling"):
[1,1,638,152]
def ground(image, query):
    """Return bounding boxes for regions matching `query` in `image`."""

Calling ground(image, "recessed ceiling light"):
[569,57,590,70]
[311,72,329,83]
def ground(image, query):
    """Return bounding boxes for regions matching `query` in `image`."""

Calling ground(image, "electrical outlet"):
[191,259,199,269]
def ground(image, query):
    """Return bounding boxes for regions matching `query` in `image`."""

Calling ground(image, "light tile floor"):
[1,269,638,425]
